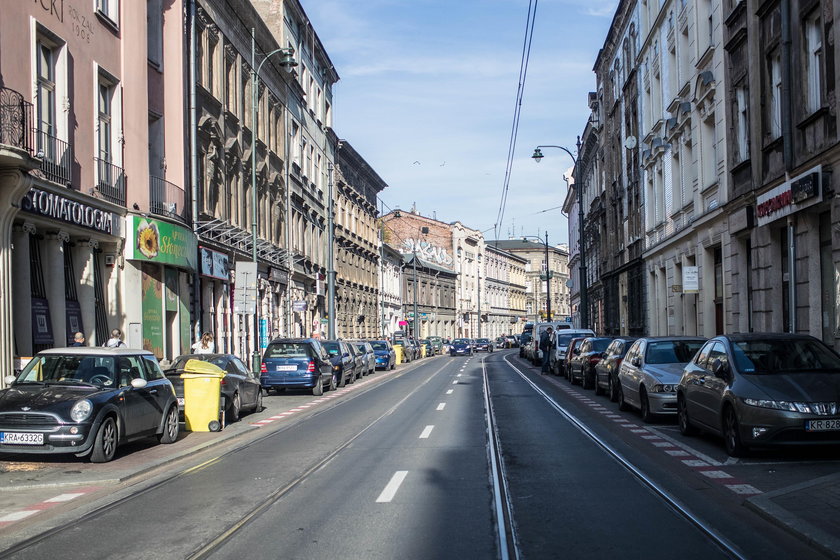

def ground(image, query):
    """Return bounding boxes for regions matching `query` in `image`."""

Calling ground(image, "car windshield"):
[392,340,406,346]
[264,343,312,359]
[732,339,840,374]
[322,342,341,355]
[555,334,577,347]
[477,338,490,343]
[453,339,469,345]
[645,340,705,364]
[371,342,388,351]
[17,355,117,387]
[355,344,367,352]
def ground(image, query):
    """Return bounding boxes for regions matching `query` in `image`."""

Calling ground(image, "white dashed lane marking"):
[376,471,409,503]
[436,403,446,411]
[419,425,434,439]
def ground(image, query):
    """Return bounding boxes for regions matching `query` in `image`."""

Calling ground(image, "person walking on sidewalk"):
[103,328,126,348]
[191,332,215,354]
[540,326,554,374]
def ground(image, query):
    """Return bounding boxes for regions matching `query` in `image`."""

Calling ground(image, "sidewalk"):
[746,472,840,559]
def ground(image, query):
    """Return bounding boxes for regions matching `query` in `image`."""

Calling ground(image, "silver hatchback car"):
[678,333,840,457]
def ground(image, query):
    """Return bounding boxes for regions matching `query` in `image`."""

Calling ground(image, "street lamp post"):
[532,137,587,329]
[251,29,297,372]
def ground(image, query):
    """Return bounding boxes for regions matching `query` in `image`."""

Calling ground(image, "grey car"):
[616,337,706,422]
[678,333,840,457]
[349,340,375,377]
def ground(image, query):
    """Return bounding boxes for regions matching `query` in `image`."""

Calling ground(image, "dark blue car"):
[371,340,396,370]
[450,338,473,356]
[260,338,334,395]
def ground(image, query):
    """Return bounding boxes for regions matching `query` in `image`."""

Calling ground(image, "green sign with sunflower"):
[128,216,197,270]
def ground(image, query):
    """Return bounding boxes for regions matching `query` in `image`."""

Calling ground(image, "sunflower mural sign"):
[127,216,196,270]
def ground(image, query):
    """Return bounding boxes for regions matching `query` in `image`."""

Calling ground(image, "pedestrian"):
[191,332,215,354]
[539,326,554,374]
[70,332,85,346]
[103,328,126,348]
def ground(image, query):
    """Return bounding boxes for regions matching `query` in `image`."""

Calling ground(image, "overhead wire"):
[493,0,540,243]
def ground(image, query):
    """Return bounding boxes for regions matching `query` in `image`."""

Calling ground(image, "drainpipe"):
[188,0,201,342]
[780,0,794,170]
[788,218,796,332]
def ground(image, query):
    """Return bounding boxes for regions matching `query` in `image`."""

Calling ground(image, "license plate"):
[0,432,44,445]
[177,397,185,406]
[276,365,297,372]
[806,418,840,432]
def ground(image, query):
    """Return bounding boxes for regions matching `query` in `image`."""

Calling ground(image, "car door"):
[119,355,162,436]
[692,341,729,430]
[229,357,259,409]
[682,342,714,428]
[620,340,645,406]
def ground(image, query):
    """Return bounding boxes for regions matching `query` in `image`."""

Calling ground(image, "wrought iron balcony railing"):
[94,156,126,206]
[150,175,190,224]
[33,128,72,186]
[0,87,33,153]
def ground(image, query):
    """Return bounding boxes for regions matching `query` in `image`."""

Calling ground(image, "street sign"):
[233,261,258,314]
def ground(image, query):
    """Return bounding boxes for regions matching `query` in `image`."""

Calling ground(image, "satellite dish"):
[624,136,637,149]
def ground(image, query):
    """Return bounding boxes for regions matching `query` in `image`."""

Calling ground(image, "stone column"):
[44,231,70,347]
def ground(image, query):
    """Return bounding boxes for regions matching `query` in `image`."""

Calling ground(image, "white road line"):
[0,510,37,522]
[419,425,434,439]
[376,471,408,503]
[44,493,85,503]
[436,403,446,411]
[452,380,458,385]
[446,389,454,394]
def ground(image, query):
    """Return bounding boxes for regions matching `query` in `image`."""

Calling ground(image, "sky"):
[302,0,617,247]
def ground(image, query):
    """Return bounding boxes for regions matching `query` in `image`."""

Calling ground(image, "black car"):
[519,333,532,358]
[0,348,179,463]
[594,338,637,399]
[475,338,494,352]
[260,338,334,395]
[569,337,613,388]
[165,353,263,423]
[322,340,357,387]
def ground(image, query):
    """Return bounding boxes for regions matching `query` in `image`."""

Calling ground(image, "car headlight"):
[650,384,677,393]
[70,399,93,422]
[743,398,815,413]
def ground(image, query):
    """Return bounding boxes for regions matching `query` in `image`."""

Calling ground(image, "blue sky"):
[303,0,617,247]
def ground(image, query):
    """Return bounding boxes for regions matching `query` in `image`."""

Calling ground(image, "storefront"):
[199,246,231,353]
[124,215,196,360]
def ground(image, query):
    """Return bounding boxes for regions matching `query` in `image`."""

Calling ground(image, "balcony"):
[150,176,190,225]
[94,157,126,206]
[33,129,72,186]
[0,88,33,153]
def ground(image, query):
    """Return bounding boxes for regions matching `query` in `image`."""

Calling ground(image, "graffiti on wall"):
[401,238,454,267]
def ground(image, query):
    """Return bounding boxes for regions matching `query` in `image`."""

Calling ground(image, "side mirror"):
[712,359,729,379]
[130,378,148,389]
[4,375,17,385]
[631,356,642,367]
[573,348,580,355]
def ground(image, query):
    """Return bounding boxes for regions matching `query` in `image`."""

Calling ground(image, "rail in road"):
[0,350,830,559]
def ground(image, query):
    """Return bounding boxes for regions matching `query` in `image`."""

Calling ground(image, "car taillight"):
[307,361,316,373]
[260,363,267,373]
[220,377,227,385]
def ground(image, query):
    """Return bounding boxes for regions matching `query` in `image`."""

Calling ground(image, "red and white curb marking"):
[0,486,100,528]
[558,384,762,497]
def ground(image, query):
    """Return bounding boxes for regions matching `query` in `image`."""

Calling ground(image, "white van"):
[530,321,585,365]
[552,329,595,375]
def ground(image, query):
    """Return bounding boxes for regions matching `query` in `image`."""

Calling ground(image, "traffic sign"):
[233,261,257,314]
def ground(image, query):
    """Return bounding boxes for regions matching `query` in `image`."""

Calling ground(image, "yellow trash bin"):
[394,345,403,365]
[180,359,225,432]
[420,346,427,358]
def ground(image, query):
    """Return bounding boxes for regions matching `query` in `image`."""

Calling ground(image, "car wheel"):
[90,416,117,463]
[608,376,619,402]
[252,388,263,413]
[594,374,605,396]
[390,361,395,370]
[157,405,179,444]
[312,377,324,396]
[723,406,748,457]
[617,383,630,411]
[228,392,241,423]
[677,395,698,436]
[640,387,654,423]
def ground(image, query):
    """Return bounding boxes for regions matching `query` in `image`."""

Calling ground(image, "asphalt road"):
[0,350,834,559]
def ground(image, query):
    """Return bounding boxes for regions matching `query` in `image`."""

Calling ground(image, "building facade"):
[483,244,528,338]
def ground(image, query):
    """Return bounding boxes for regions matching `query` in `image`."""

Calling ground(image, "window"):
[96,0,120,25]
[804,12,823,114]
[36,39,57,141]
[98,74,116,162]
[768,50,782,138]
[225,55,236,113]
[207,36,218,97]
[147,0,162,67]
[735,86,749,162]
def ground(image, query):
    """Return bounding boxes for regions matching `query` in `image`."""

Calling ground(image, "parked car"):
[419,339,436,356]
[427,336,443,354]
[347,342,367,380]
[568,337,614,388]
[678,333,840,457]
[594,338,637,399]
[564,338,588,381]
[531,321,579,365]
[0,348,179,463]
[617,336,706,422]
[370,340,396,370]
[410,337,424,358]
[450,338,473,356]
[260,338,334,396]
[322,340,358,387]
[165,353,262,423]
[519,332,532,358]
[475,338,494,352]
[392,338,415,362]
[506,336,520,349]
[349,340,376,376]
[553,329,595,376]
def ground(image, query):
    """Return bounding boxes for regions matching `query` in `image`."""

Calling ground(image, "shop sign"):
[293,300,307,312]
[21,187,116,235]
[31,297,54,345]
[682,267,699,294]
[756,166,822,227]
[200,247,230,281]
[127,216,196,269]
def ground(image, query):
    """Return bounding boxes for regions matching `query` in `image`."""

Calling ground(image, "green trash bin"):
[180,359,225,432]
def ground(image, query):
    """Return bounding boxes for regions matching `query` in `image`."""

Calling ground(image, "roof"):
[487,239,569,255]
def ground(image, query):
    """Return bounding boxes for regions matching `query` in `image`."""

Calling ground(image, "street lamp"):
[521,233,552,322]
[532,138,587,329]
[250,29,297,372]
